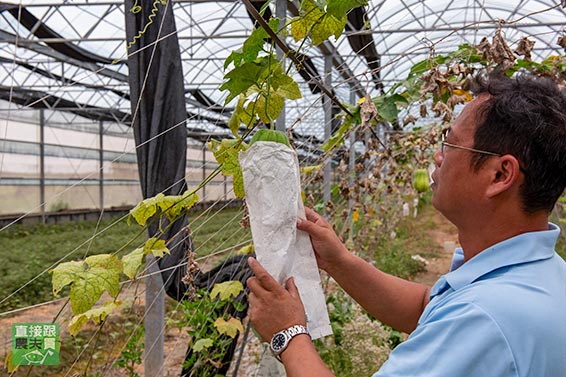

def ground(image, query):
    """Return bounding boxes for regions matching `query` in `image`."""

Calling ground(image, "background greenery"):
[0,206,247,312]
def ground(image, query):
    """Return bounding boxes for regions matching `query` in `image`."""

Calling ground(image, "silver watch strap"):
[284,324,309,339]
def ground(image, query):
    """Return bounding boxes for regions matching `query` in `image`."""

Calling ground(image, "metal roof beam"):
[0,30,128,83]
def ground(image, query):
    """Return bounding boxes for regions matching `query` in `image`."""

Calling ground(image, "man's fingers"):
[246,276,263,296]
[247,257,282,293]
[303,207,322,223]
[285,277,300,299]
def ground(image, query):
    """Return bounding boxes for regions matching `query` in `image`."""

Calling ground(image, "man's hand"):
[297,207,350,272]
[246,257,307,342]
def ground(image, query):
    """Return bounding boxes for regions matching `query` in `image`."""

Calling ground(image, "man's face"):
[430,96,490,223]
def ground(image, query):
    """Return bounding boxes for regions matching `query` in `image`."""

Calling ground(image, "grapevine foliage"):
[51,254,122,315]
[207,139,248,198]
[50,189,196,335]
[69,300,122,336]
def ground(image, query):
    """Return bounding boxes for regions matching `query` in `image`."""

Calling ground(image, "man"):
[246,74,566,376]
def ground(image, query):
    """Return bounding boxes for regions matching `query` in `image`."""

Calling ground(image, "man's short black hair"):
[470,74,566,214]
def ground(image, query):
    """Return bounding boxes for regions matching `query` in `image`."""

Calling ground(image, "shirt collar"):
[441,223,560,294]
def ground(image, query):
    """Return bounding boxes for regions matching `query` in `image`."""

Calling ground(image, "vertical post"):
[39,109,45,223]
[144,255,164,377]
[99,121,104,210]
[202,144,206,202]
[323,53,333,208]
[275,0,287,132]
[348,88,357,238]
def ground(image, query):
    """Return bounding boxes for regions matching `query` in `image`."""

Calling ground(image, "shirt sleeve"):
[373,301,518,377]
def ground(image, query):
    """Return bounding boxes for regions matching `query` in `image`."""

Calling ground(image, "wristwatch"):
[269,324,310,360]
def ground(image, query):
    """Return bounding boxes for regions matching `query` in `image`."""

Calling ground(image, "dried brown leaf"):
[447,94,468,109]
[403,115,417,126]
[491,29,515,69]
[360,96,379,128]
[514,37,536,61]
[420,103,427,117]
[476,37,491,59]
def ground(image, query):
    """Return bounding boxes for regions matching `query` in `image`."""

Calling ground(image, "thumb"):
[285,277,300,299]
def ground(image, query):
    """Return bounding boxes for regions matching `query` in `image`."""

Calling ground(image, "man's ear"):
[485,155,522,198]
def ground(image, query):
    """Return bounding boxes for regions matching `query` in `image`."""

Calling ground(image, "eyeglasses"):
[440,128,501,157]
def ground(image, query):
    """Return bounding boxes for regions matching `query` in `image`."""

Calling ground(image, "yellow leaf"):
[144,238,170,258]
[122,247,145,279]
[69,300,121,336]
[357,97,366,105]
[352,208,359,223]
[214,317,244,338]
[300,165,322,175]
[453,89,472,102]
[237,244,254,255]
[5,350,18,373]
[210,281,244,301]
[193,338,214,352]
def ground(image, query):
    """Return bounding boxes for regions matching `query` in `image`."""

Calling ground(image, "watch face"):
[271,333,287,352]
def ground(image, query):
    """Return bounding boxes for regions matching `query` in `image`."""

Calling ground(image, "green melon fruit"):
[413,169,430,193]
[249,129,291,148]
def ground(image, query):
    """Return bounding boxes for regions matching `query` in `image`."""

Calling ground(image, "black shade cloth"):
[125,0,190,300]
[345,7,383,91]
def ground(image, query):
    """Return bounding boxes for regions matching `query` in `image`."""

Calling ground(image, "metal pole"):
[275,0,286,132]
[144,254,164,377]
[323,53,333,209]
[39,109,45,223]
[348,88,356,238]
[202,144,206,202]
[99,120,104,210]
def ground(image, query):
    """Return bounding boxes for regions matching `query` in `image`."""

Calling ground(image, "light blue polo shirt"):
[374,224,566,377]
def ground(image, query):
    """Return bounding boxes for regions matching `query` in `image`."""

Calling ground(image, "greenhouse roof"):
[1,0,565,139]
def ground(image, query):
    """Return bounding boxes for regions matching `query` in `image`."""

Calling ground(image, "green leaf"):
[129,193,165,226]
[290,16,308,41]
[210,280,244,301]
[144,237,170,258]
[273,70,302,100]
[291,0,326,44]
[193,338,214,352]
[326,0,367,20]
[224,49,244,70]
[322,114,356,152]
[207,139,248,198]
[158,190,199,222]
[255,92,284,124]
[221,61,266,104]
[122,247,145,279]
[68,300,121,336]
[311,14,346,45]
[242,27,269,63]
[214,317,244,338]
[373,95,403,123]
[51,254,123,315]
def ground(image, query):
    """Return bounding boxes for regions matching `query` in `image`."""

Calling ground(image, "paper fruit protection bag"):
[239,141,332,339]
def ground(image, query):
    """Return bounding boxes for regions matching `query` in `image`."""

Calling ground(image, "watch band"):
[269,324,310,361]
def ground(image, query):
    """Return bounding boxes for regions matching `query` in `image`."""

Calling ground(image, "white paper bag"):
[239,141,332,339]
